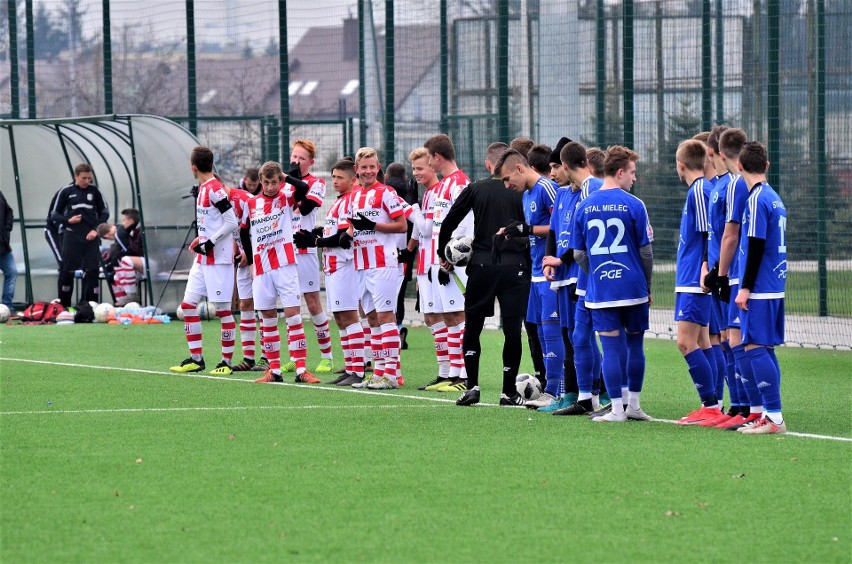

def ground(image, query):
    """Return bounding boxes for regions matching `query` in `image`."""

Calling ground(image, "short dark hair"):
[586,147,606,177]
[485,142,509,166]
[424,134,455,161]
[719,128,747,160]
[707,124,729,153]
[510,137,534,158]
[527,144,552,175]
[191,146,215,173]
[692,131,710,143]
[332,159,356,175]
[493,149,527,177]
[603,145,640,178]
[739,141,769,174]
[560,141,588,170]
[245,167,259,181]
[74,163,93,176]
[676,139,707,172]
[386,162,406,179]
[121,208,140,224]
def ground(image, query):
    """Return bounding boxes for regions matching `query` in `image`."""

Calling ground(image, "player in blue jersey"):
[702,125,745,427]
[713,128,765,430]
[495,147,564,409]
[570,146,654,423]
[733,142,788,434]
[545,141,611,416]
[672,139,722,425]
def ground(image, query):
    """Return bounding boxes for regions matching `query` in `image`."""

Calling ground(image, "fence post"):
[623,0,634,148]
[596,0,605,145]
[8,2,19,118]
[103,0,113,114]
[185,0,197,135]
[815,0,827,316]
[702,0,712,131]
[440,0,448,134]
[25,0,35,118]
[384,0,395,164]
[715,0,725,123]
[497,0,509,143]
[358,0,367,149]
[279,0,290,157]
[767,0,780,188]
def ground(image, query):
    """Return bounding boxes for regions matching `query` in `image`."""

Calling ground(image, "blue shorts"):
[590,302,650,333]
[727,283,741,329]
[741,298,785,346]
[709,294,726,335]
[675,292,711,326]
[574,297,592,331]
[557,285,575,330]
[526,280,559,324]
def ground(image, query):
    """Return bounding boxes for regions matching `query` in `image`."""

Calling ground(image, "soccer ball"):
[94,302,115,323]
[197,301,218,320]
[444,235,473,267]
[123,302,141,310]
[515,373,542,401]
[0,304,9,323]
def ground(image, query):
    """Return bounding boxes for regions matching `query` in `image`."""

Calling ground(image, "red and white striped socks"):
[447,322,465,379]
[217,309,235,365]
[380,322,401,380]
[261,316,280,373]
[239,310,257,362]
[181,302,202,360]
[286,315,307,375]
[345,322,365,376]
[431,322,451,378]
[312,313,333,360]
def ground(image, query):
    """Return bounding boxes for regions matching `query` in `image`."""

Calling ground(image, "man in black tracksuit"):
[438,142,532,406]
[50,163,109,307]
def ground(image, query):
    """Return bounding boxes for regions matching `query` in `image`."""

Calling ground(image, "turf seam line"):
[2,357,849,442]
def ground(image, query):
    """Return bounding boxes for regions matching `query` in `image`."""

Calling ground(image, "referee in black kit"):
[438,142,532,406]
[50,163,109,307]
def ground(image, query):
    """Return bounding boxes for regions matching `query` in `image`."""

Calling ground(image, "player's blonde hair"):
[259,161,284,179]
[408,147,429,162]
[355,147,378,164]
[292,139,316,159]
[603,146,640,178]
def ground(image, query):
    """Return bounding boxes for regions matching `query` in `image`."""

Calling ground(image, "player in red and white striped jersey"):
[405,147,451,389]
[293,158,363,386]
[423,134,472,393]
[287,140,334,374]
[345,147,411,390]
[238,161,320,385]
[170,147,239,375]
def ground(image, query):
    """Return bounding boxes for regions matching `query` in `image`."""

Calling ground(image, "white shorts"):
[236,265,253,300]
[184,262,234,304]
[252,264,300,311]
[359,266,399,314]
[296,252,321,294]
[325,261,360,313]
[432,264,466,313]
[417,273,440,314]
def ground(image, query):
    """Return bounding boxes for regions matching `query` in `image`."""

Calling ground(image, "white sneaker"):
[367,376,400,390]
[352,375,380,389]
[625,406,653,421]
[593,411,628,422]
[525,392,557,409]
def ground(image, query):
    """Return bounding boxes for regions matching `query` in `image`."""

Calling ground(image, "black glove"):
[349,213,377,231]
[436,244,446,262]
[492,233,507,264]
[192,239,215,255]
[339,232,353,250]
[288,161,302,179]
[716,275,731,303]
[703,264,719,290]
[293,229,318,249]
[437,268,451,286]
[504,220,532,238]
[398,248,415,263]
[312,226,324,237]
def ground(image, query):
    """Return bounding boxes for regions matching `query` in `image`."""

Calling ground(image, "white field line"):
[0,405,451,416]
[1,357,850,443]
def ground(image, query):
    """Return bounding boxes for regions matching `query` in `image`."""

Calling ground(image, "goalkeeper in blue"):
[570,146,654,423]
[733,141,788,435]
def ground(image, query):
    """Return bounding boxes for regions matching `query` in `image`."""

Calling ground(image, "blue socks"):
[685,348,716,405]
[748,346,782,413]
[711,344,725,402]
[721,341,741,407]
[599,335,625,402]
[732,344,762,409]
[625,332,646,393]
[539,322,565,397]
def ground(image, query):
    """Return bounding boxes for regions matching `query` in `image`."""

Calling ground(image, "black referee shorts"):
[465,263,530,318]
[60,232,101,271]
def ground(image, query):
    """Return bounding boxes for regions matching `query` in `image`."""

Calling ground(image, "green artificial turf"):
[1,322,850,562]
